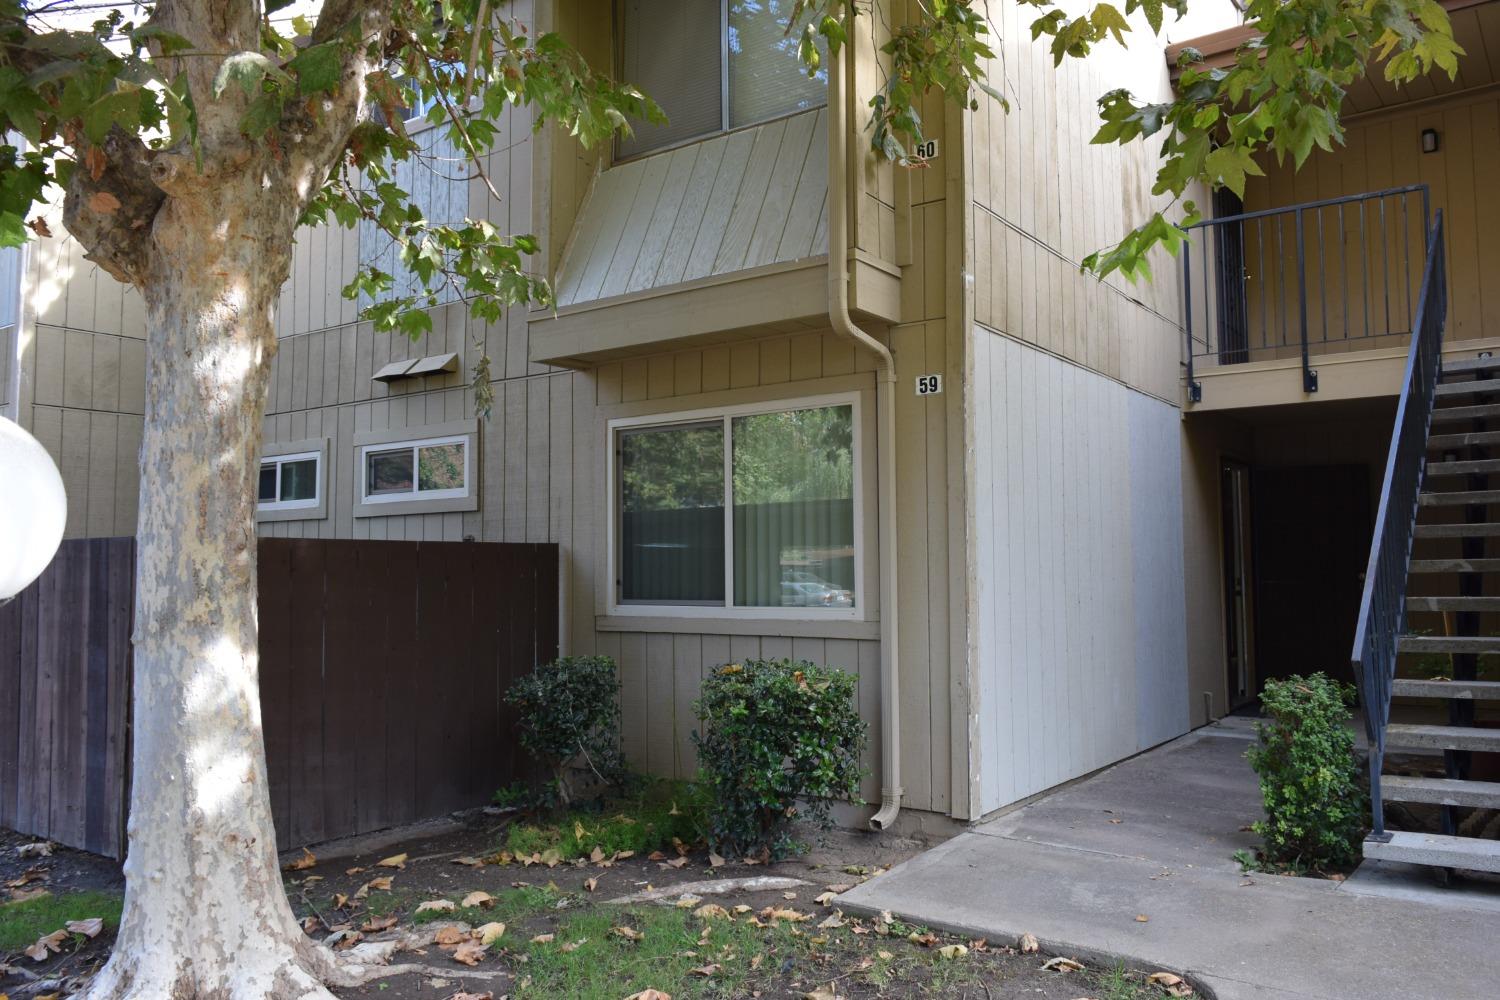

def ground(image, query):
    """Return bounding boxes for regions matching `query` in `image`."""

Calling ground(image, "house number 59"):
[915,374,943,396]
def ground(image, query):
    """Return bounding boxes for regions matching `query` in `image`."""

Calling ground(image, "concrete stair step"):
[1363,830,1500,873]
[1405,595,1500,612]
[1397,635,1500,654]
[1386,722,1500,751]
[1410,558,1500,573]
[1412,522,1500,539]
[1418,490,1500,506]
[1428,429,1500,449]
[1442,356,1500,377]
[1430,402,1500,423]
[1392,677,1500,700]
[1435,380,1500,398]
[1380,775,1500,809]
[1426,458,1500,476]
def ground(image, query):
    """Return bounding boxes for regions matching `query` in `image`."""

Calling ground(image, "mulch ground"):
[2,816,1196,999]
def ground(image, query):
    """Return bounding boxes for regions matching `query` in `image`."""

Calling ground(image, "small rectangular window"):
[257,452,321,512]
[359,435,470,505]
[612,397,858,617]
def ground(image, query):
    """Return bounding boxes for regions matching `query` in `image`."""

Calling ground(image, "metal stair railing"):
[1350,211,1448,842]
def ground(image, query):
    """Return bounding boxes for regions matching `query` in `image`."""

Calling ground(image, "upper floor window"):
[618,0,827,160]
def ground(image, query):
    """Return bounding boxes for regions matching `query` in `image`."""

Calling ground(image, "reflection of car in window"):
[780,580,853,608]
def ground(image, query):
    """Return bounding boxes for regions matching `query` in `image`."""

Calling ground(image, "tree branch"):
[61,128,165,285]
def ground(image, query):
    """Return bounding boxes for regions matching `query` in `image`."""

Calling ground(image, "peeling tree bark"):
[58,2,392,997]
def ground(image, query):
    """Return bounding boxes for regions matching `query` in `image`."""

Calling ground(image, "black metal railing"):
[1183,185,1430,402]
[1349,211,1447,841]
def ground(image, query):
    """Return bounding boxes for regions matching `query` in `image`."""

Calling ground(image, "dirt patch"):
[0,827,123,995]
[4,819,1195,999]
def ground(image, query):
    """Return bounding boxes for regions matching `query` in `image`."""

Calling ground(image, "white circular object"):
[0,416,67,599]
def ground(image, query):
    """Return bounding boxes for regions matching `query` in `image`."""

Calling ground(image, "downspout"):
[826,45,902,831]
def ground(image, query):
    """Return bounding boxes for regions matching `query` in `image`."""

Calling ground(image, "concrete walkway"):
[840,719,1500,1000]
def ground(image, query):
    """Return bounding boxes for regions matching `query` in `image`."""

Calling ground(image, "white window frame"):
[359,434,472,506]
[606,392,863,622]
[257,451,321,513]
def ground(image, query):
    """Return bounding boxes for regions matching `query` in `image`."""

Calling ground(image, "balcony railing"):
[1183,185,1431,401]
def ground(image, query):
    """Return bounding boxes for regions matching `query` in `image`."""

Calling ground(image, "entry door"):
[1212,188,1250,365]
[1251,465,1373,690]
[1220,460,1255,707]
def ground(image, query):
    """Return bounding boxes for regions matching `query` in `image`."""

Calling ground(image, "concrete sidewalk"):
[840,721,1500,1000]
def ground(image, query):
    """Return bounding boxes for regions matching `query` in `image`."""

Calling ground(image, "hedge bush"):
[1247,673,1367,871]
[505,655,624,806]
[693,657,867,858]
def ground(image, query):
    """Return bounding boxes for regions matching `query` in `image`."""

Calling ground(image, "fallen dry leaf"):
[1019,932,1040,953]
[937,944,968,960]
[284,847,317,871]
[708,851,726,868]
[353,876,393,900]
[762,907,811,923]
[452,856,483,868]
[623,991,671,1000]
[558,939,586,953]
[1041,957,1084,973]
[589,846,606,864]
[16,842,53,859]
[24,929,68,962]
[689,964,720,977]
[433,926,468,947]
[361,914,398,933]
[583,877,598,893]
[5,866,48,889]
[540,849,561,868]
[804,986,839,1000]
[1135,914,1150,923]
[693,903,730,920]
[814,891,837,906]
[301,915,322,935]
[732,904,752,915]
[674,895,702,909]
[818,913,844,930]
[378,853,408,870]
[450,940,487,966]
[447,993,493,1000]
[461,890,494,909]
[65,918,103,938]
[476,922,506,946]
[345,867,366,876]
[530,933,554,944]
[612,925,645,942]
[417,900,457,914]
[332,893,349,909]
[908,932,939,947]
[1147,972,1184,986]
[331,930,364,951]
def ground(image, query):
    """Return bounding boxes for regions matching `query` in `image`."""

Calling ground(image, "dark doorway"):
[1220,459,1256,708]
[1251,465,1373,689]
[1212,188,1250,365]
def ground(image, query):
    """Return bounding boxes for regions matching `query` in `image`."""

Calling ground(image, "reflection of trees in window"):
[732,405,853,505]
[620,424,725,512]
[418,443,465,491]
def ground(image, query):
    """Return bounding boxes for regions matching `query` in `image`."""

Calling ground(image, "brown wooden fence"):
[0,537,558,858]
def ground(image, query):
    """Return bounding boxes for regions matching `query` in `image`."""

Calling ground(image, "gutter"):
[826,44,902,832]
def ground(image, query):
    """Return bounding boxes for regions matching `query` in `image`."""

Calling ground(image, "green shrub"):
[504,780,708,861]
[1247,673,1368,871]
[694,658,867,859]
[506,655,624,805]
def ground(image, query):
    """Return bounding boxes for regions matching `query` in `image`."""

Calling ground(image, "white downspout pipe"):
[826,45,902,831]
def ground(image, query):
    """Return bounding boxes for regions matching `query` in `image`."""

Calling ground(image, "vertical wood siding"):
[970,331,1189,815]
[967,0,1182,404]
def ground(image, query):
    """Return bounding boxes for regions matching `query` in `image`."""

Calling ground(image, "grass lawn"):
[0,890,122,953]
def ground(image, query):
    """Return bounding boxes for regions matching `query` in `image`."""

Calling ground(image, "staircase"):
[1353,211,1500,873]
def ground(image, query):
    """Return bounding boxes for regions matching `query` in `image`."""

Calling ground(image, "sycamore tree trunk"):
[58,2,404,996]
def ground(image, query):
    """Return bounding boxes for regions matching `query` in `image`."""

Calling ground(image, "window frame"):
[255,438,330,523]
[612,0,829,162]
[606,392,863,622]
[358,433,473,506]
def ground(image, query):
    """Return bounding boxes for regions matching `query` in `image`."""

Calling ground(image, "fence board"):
[0,537,558,858]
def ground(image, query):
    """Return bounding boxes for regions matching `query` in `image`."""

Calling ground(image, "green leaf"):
[289,41,343,95]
